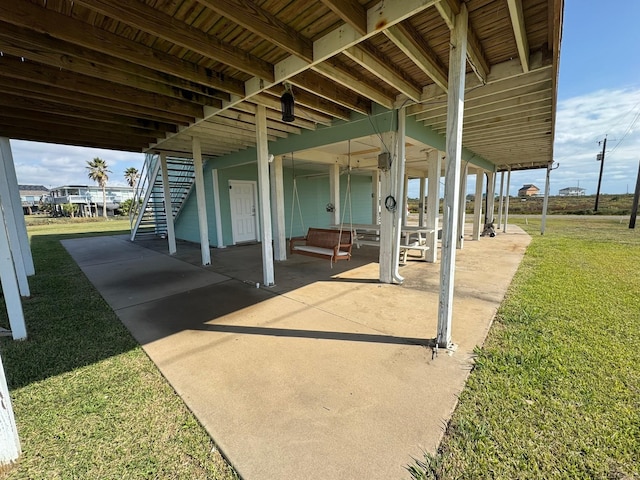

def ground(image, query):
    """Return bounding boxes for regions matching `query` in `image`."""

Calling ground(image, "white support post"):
[425,150,442,263]
[212,169,225,248]
[329,163,340,226]
[379,131,396,284]
[418,177,426,226]
[159,153,177,255]
[0,142,29,297]
[497,171,505,228]
[0,138,34,276]
[503,167,512,233]
[437,3,468,349]
[256,105,275,286]
[270,156,287,260]
[456,165,468,249]
[192,137,211,265]
[402,174,409,226]
[391,107,407,283]
[0,192,27,340]
[472,169,484,240]
[0,353,21,467]
[541,163,551,235]
[485,171,496,225]
[371,169,380,224]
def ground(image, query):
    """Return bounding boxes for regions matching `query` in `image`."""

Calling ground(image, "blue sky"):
[9,0,640,196]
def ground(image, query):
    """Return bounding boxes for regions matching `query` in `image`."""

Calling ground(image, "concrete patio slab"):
[62,225,531,480]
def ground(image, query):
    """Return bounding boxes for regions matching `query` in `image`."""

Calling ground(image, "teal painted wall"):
[174,160,373,244]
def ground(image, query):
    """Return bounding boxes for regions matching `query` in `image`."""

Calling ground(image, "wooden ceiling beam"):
[0,125,149,152]
[319,0,367,36]
[343,46,422,102]
[435,0,490,84]
[72,0,274,82]
[250,94,333,126]
[0,55,210,116]
[0,22,229,104]
[230,104,317,131]
[216,111,300,137]
[312,61,395,110]
[194,0,313,62]
[383,22,448,91]
[0,81,194,126]
[506,0,530,73]
[0,1,245,96]
[289,70,372,115]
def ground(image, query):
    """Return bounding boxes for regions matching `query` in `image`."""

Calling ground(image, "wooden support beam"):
[192,137,211,266]
[320,0,367,35]
[0,1,246,96]
[384,23,448,91]
[255,105,275,286]
[289,70,372,115]
[506,0,530,73]
[438,2,468,349]
[72,0,274,81]
[159,153,177,255]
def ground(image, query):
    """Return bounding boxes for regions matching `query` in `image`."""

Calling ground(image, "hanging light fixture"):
[280,83,295,123]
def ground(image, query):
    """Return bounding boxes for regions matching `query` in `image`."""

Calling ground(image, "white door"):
[229,180,258,243]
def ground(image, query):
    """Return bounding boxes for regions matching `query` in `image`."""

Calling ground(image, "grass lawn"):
[410,216,640,479]
[0,218,237,480]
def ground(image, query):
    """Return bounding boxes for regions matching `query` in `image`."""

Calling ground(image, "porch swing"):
[289,147,354,264]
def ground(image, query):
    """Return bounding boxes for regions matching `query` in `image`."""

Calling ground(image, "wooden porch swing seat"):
[289,228,353,262]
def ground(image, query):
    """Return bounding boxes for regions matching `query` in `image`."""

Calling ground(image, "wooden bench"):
[290,228,353,262]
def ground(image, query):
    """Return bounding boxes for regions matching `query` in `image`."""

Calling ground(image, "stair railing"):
[129,153,161,241]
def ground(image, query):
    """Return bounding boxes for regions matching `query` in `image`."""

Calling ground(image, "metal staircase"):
[129,153,197,241]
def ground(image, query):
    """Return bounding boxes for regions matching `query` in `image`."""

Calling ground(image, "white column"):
[159,153,177,255]
[541,163,551,235]
[437,3,468,349]
[371,169,380,224]
[192,137,211,265]
[503,167,512,233]
[418,177,426,226]
[485,171,496,225]
[0,139,34,276]
[212,169,225,248]
[379,131,396,284]
[497,171,505,228]
[0,141,29,297]
[402,174,409,226]
[0,191,27,340]
[0,353,21,467]
[472,169,484,240]
[270,156,287,260]
[456,164,468,249]
[426,150,442,263]
[391,107,407,283]
[256,105,275,286]
[329,163,340,226]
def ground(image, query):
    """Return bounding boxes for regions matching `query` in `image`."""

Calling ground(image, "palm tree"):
[86,157,111,218]
[124,167,139,190]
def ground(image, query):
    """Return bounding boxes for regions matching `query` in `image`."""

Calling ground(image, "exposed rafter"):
[289,70,372,115]
[319,0,367,36]
[383,22,448,92]
[506,0,530,73]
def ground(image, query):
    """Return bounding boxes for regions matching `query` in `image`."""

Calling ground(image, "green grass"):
[0,218,237,480]
[410,216,640,479]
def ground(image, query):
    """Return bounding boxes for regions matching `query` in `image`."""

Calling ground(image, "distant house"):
[18,185,49,214]
[518,184,540,197]
[42,185,134,217]
[559,187,585,196]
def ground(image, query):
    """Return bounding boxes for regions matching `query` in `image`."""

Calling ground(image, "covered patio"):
[61,223,531,479]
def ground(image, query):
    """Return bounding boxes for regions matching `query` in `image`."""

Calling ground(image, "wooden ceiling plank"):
[343,46,422,102]
[0,1,245,96]
[194,0,313,61]
[0,22,228,104]
[289,70,371,115]
[506,0,530,73]
[312,62,395,109]
[72,0,274,81]
[319,0,367,36]
[0,55,207,118]
[383,23,448,91]
[230,103,318,131]
[249,94,333,126]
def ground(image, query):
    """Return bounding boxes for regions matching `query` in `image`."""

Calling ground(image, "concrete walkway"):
[62,226,531,480]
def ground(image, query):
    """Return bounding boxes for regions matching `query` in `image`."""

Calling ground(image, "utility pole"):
[630,160,640,229]
[594,136,607,212]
